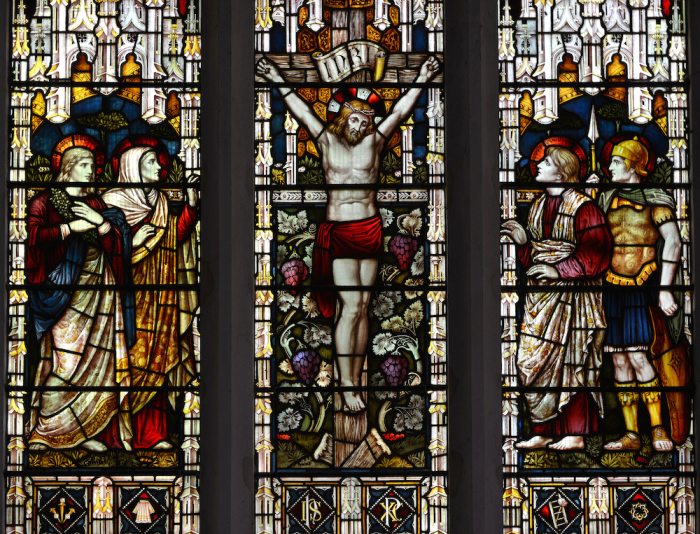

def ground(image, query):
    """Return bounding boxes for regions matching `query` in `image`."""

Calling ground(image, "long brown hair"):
[55,147,96,194]
[327,100,376,139]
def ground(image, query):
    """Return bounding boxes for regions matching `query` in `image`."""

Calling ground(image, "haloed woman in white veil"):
[101,137,198,450]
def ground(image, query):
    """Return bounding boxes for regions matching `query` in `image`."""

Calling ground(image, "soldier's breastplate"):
[607,203,658,278]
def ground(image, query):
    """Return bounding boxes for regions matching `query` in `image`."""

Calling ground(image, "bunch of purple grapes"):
[389,235,418,271]
[381,356,408,387]
[281,259,308,289]
[292,349,321,385]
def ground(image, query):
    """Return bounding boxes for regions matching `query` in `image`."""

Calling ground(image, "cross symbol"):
[520,26,533,54]
[186,0,199,33]
[13,65,20,81]
[671,0,682,33]
[500,70,507,83]
[193,66,200,82]
[651,24,664,54]
[435,130,444,152]
[168,22,179,54]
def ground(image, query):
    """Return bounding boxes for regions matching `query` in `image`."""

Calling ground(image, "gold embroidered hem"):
[29,395,119,449]
[605,261,657,286]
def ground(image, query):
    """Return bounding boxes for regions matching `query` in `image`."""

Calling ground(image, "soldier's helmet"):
[611,136,650,177]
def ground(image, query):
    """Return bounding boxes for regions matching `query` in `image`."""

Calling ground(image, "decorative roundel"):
[51,134,106,178]
[327,87,387,123]
[112,135,170,181]
[529,136,589,179]
[600,132,656,179]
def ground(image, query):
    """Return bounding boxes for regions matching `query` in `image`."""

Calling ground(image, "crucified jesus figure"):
[257,55,440,412]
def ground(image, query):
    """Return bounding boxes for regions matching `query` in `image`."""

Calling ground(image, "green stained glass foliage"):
[499,0,695,532]
[254,1,447,532]
[6,1,202,532]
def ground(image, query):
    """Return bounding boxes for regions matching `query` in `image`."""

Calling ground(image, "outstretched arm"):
[377,56,440,140]
[256,57,325,138]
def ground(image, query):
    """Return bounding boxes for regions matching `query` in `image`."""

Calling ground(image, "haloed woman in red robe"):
[27,136,134,452]
[101,136,198,450]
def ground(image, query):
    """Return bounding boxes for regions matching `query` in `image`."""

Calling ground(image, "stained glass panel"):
[254,1,446,532]
[6,1,202,532]
[499,1,695,532]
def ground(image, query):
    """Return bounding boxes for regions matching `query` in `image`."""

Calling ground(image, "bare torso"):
[318,131,382,222]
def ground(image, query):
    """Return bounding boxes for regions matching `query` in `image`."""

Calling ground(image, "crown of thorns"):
[344,102,375,116]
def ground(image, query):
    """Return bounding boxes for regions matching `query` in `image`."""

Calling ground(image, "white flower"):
[416,159,424,166]
[298,166,307,173]
[277,408,302,431]
[380,208,395,228]
[278,291,299,312]
[411,248,425,276]
[394,170,402,178]
[373,333,397,355]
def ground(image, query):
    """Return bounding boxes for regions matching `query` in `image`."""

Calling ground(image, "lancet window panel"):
[6,1,203,533]
[499,1,694,533]
[254,1,447,532]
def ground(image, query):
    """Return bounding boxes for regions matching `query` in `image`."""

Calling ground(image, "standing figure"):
[599,137,681,452]
[27,136,134,452]
[256,56,440,412]
[101,136,199,450]
[502,141,612,450]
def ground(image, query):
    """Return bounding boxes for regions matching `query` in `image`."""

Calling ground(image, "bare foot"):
[153,440,173,450]
[341,391,365,413]
[652,426,673,452]
[515,436,553,449]
[603,432,640,451]
[81,439,108,452]
[29,442,47,451]
[547,436,584,450]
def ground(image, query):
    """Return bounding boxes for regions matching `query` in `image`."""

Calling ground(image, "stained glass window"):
[254,1,446,532]
[499,1,695,532]
[6,1,202,532]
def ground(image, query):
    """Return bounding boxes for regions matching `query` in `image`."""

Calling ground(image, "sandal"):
[603,432,641,451]
[651,426,673,451]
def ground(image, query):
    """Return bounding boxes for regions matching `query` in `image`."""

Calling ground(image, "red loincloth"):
[312,215,382,318]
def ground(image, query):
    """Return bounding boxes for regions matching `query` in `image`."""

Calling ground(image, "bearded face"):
[342,113,370,146]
